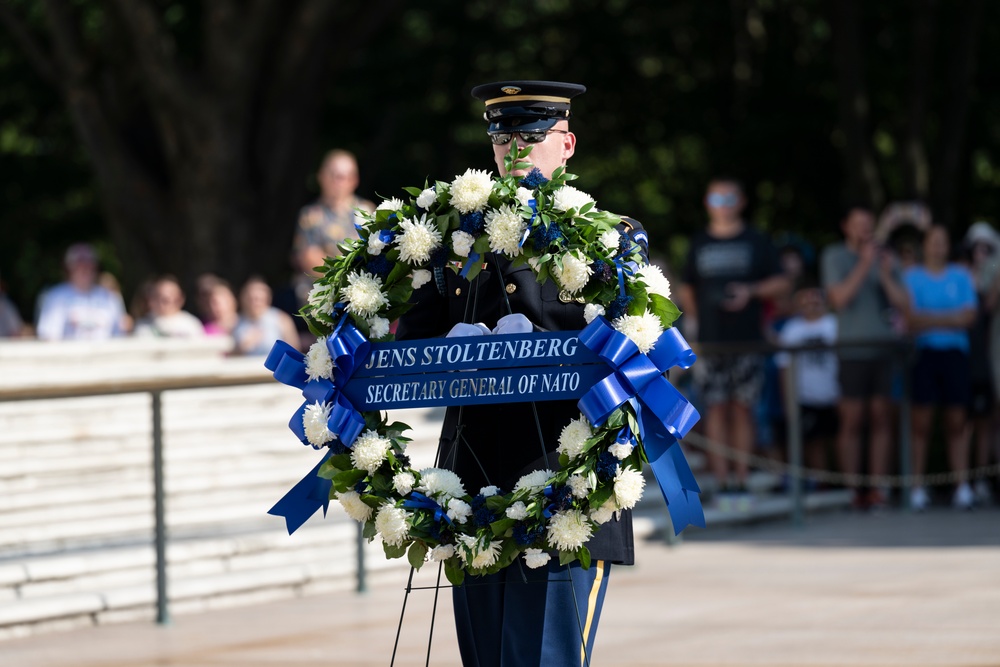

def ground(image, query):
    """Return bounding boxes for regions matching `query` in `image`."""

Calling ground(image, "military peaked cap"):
[470,80,586,133]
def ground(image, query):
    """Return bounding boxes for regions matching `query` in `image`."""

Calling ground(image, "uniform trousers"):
[452,558,610,667]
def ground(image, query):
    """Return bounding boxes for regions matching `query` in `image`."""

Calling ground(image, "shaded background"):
[1,0,997,319]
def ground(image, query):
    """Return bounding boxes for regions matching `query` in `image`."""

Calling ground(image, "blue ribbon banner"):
[264,318,704,535]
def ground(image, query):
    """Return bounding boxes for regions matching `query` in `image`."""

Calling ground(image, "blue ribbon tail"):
[643,415,705,535]
[460,251,481,278]
[268,451,333,534]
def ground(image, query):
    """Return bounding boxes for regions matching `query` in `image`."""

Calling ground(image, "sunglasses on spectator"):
[706,192,741,208]
[489,129,569,146]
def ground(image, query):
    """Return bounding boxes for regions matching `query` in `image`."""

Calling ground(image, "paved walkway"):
[3,508,999,667]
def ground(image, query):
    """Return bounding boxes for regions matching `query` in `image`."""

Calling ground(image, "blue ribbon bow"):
[577,317,704,534]
[402,492,453,525]
[263,312,371,534]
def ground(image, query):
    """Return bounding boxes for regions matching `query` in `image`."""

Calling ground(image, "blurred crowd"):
[2,156,998,514]
[0,149,372,358]
[676,177,1000,514]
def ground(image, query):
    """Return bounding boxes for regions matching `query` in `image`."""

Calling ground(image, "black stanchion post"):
[151,390,170,624]
[356,520,368,593]
[782,354,804,528]
[898,345,913,511]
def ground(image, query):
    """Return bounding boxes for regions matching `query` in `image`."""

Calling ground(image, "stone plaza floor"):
[3,507,999,667]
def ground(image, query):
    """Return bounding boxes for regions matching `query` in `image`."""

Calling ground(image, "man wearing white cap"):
[36,243,126,341]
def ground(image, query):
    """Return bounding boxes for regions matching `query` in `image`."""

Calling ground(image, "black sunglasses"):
[488,129,569,146]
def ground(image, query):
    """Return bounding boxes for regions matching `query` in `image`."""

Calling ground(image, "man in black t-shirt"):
[679,178,789,508]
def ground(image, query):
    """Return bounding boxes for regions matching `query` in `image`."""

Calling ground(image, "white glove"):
[492,313,533,335]
[446,322,492,338]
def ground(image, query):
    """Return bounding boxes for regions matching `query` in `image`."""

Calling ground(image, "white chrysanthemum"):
[350,429,390,474]
[514,469,555,494]
[396,214,442,265]
[447,498,472,524]
[608,442,634,460]
[551,252,592,294]
[614,466,646,510]
[417,467,467,501]
[368,316,390,340]
[505,501,528,520]
[452,230,475,258]
[523,548,551,569]
[527,256,541,272]
[393,472,415,496]
[306,283,334,313]
[429,543,455,562]
[449,168,494,214]
[546,509,593,552]
[375,504,411,547]
[479,485,500,497]
[613,311,664,354]
[583,303,605,324]
[367,234,387,256]
[567,474,591,499]
[635,263,672,299]
[410,269,432,289]
[590,498,618,525]
[457,534,502,569]
[485,205,528,257]
[552,185,595,213]
[600,229,622,249]
[304,337,333,381]
[338,490,373,523]
[515,186,534,207]
[302,402,334,448]
[416,187,437,209]
[376,197,405,212]
[557,417,592,460]
[341,270,389,319]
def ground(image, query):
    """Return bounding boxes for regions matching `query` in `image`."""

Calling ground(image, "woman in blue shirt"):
[903,225,977,510]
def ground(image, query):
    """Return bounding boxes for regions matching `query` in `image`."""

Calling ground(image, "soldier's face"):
[492,121,576,179]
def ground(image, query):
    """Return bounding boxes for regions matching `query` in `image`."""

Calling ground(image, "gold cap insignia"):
[501,86,522,95]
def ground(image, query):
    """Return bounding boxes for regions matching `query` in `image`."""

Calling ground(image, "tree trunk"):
[902,0,937,201]
[932,0,985,231]
[829,0,884,208]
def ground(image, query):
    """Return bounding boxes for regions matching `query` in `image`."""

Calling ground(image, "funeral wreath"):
[265,146,698,585]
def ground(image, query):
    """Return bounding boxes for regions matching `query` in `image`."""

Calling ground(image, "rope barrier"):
[682,430,1000,488]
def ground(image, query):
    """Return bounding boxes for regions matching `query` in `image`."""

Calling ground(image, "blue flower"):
[459,211,485,236]
[470,494,497,528]
[531,224,565,252]
[520,168,548,188]
[618,233,633,253]
[548,485,574,511]
[354,479,368,494]
[513,522,545,546]
[596,451,619,482]
[429,246,450,268]
[590,260,615,284]
[329,441,348,456]
[365,255,393,279]
[606,294,633,320]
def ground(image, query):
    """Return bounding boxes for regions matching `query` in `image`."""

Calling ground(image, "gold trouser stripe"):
[579,560,605,666]
[484,94,570,106]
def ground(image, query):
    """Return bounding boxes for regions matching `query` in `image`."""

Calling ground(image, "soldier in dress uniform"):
[396,81,649,667]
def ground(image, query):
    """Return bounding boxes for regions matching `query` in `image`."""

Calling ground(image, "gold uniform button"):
[455,288,462,296]
[505,283,517,294]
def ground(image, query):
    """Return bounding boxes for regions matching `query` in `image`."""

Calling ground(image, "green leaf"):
[407,541,428,570]
[649,293,682,328]
[588,485,614,510]
[387,260,411,286]
[402,186,422,196]
[490,517,516,537]
[577,546,592,570]
[472,234,492,254]
[383,541,407,560]
[332,469,366,493]
[558,549,577,566]
[362,521,377,540]
[444,559,466,586]
[463,258,484,282]
[485,496,508,511]
[317,459,342,480]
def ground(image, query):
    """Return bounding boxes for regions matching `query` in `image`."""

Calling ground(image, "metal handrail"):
[0,360,370,626]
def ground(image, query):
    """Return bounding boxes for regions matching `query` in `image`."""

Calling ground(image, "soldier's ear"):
[562,132,576,162]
